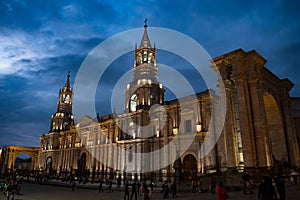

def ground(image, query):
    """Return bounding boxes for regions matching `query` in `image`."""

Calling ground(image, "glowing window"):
[130,94,137,112]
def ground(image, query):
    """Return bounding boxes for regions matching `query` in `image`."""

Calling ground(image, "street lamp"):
[196,122,202,133]
[173,127,178,135]
[156,130,160,138]
[197,121,205,174]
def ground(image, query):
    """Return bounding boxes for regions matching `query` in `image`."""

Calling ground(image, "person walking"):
[163,180,169,199]
[137,181,141,194]
[71,180,76,191]
[142,183,150,200]
[130,181,138,200]
[210,177,216,194]
[243,171,254,195]
[258,176,276,200]
[98,179,104,192]
[108,178,113,192]
[117,176,121,191]
[291,169,298,185]
[5,181,12,200]
[171,181,177,198]
[215,181,229,200]
[197,180,203,193]
[191,180,196,194]
[242,171,250,194]
[124,180,130,200]
[274,174,286,200]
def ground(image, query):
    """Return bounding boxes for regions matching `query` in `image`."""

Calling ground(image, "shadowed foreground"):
[1,182,300,200]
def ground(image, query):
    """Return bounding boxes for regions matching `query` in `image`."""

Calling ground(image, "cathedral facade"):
[2,25,300,183]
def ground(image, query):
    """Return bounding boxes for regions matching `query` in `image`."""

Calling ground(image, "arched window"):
[137,53,142,65]
[65,95,70,104]
[143,51,148,63]
[148,52,153,63]
[150,94,157,105]
[130,94,137,112]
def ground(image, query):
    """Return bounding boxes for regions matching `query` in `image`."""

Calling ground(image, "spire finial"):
[139,19,152,48]
[65,70,71,87]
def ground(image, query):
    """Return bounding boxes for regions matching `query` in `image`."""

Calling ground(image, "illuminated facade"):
[1,26,300,182]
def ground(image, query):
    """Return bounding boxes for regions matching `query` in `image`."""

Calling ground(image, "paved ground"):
[1,182,300,200]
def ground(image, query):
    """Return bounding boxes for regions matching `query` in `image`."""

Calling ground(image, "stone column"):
[223,81,237,169]
[234,77,257,168]
[281,97,300,166]
[248,80,268,167]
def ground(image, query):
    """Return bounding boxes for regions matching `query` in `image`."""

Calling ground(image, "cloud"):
[0,31,39,75]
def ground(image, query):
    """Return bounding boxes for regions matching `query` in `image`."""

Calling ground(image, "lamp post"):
[173,127,178,135]
[196,122,202,133]
[197,122,205,175]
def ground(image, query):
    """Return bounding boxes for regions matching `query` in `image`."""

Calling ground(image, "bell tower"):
[125,22,165,112]
[49,71,75,132]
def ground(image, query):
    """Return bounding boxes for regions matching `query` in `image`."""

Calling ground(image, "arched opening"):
[183,154,197,181]
[15,153,32,175]
[45,156,52,176]
[263,93,288,163]
[77,153,87,179]
[130,94,137,112]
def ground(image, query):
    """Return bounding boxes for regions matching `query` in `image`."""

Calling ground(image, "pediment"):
[181,106,195,113]
[76,115,96,127]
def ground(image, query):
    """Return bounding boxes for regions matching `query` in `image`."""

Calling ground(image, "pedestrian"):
[291,169,298,185]
[6,180,18,200]
[210,177,216,194]
[191,180,196,194]
[108,178,113,192]
[142,183,150,200]
[124,180,130,200]
[149,182,154,193]
[273,174,286,200]
[117,176,121,191]
[242,171,250,194]
[137,181,141,194]
[171,181,177,198]
[215,181,229,200]
[163,180,169,199]
[197,180,203,193]
[5,181,12,200]
[258,176,276,200]
[71,180,76,191]
[98,178,104,192]
[148,185,152,199]
[130,181,137,200]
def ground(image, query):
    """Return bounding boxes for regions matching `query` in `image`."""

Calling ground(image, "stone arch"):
[263,92,288,161]
[14,153,32,173]
[182,154,197,180]
[1,146,39,174]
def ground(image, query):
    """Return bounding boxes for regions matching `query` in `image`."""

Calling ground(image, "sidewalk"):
[2,178,300,200]
[24,176,300,200]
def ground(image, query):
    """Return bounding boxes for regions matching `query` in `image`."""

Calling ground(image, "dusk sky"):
[1,0,300,148]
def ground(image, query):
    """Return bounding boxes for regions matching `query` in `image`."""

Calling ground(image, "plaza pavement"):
[1,181,300,200]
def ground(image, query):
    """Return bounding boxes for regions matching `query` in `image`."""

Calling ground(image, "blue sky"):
[0,0,300,148]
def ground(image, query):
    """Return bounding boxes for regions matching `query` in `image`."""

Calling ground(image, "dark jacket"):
[258,182,276,200]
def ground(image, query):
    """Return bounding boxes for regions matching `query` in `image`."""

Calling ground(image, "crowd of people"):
[240,170,299,200]
[0,168,299,200]
[96,178,177,200]
[71,169,298,200]
[0,177,21,200]
[188,169,299,200]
